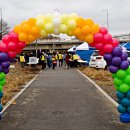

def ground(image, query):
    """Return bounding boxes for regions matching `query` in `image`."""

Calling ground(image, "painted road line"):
[1,70,42,114]
[77,69,118,107]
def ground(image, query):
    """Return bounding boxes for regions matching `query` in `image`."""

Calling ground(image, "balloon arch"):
[0,13,130,122]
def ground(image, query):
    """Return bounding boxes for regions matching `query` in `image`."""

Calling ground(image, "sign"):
[27,57,39,64]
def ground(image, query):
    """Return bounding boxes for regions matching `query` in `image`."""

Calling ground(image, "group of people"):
[40,51,80,70]
[19,51,80,70]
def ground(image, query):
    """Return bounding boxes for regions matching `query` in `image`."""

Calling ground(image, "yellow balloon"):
[85,18,94,27]
[67,30,73,36]
[27,18,36,26]
[60,14,69,24]
[36,18,45,29]
[85,34,94,44]
[91,24,100,34]
[67,20,76,30]
[45,23,54,33]
[73,27,82,37]
[14,25,22,34]
[44,14,52,23]
[59,24,68,33]
[36,15,44,20]
[40,30,48,38]
[69,13,78,20]
[18,33,27,42]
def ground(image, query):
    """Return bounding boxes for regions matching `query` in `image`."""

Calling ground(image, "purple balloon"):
[104,54,113,62]
[128,59,130,65]
[111,57,122,66]
[9,58,15,62]
[120,61,129,70]
[0,52,9,62]
[112,47,122,56]
[1,61,10,69]
[3,69,9,74]
[109,65,119,73]
[121,51,128,61]
[0,65,3,72]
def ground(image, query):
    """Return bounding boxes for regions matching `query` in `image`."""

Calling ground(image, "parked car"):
[89,50,107,69]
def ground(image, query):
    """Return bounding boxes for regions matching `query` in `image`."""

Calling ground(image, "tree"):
[0,19,10,40]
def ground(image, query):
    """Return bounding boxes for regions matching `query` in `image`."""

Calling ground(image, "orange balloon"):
[81,26,91,35]
[14,25,22,34]
[27,18,36,26]
[76,17,86,27]
[18,33,27,42]
[73,27,82,37]
[31,26,40,37]
[78,35,85,41]
[85,18,94,27]
[22,24,31,34]
[91,24,100,34]
[85,34,94,44]
[28,34,36,42]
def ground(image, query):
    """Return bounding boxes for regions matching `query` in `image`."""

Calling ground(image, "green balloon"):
[116,70,126,79]
[0,79,6,86]
[112,73,116,78]
[114,86,119,90]
[0,72,5,81]
[124,75,130,85]
[119,84,129,93]
[0,85,3,92]
[126,66,130,75]
[114,77,123,86]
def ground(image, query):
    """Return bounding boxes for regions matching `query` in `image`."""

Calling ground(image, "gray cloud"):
[0,0,130,35]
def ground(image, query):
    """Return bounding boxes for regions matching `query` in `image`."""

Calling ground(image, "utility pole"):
[102,10,109,31]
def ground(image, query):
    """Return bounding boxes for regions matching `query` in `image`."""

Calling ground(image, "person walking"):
[52,54,57,69]
[19,52,25,68]
[58,53,63,67]
[47,53,52,69]
[40,52,45,70]
[65,52,70,69]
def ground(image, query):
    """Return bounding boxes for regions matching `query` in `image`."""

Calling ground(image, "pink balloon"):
[103,44,113,54]
[99,27,108,35]
[95,43,104,50]
[99,51,104,56]
[8,51,17,58]
[90,42,96,47]
[103,34,113,44]
[2,35,10,44]
[18,42,26,49]
[8,42,17,51]
[9,32,19,43]
[16,49,22,54]
[112,38,119,47]
[94,33,103,43]
[0,41,8,52]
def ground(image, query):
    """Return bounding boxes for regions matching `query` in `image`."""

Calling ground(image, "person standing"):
[52,54,57,69]
[65,52,70,69]
[40,52,45,69]
[20,52,25,68]
[58,53,63,67]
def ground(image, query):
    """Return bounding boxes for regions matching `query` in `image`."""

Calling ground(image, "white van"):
[89,50,107,69]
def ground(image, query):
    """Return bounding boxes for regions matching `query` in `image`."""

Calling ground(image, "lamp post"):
[0,8,2,40]
[102,9,109,31]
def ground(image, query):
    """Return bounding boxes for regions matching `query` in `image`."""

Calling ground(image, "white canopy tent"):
[76,42,89,50]
[68,45,76,52]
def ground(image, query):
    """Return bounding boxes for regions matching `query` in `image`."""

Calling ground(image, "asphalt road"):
[0,68,130,130]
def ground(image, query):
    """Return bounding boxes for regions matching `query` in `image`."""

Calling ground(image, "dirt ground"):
[79,67,117,101]
[2,62,41,105]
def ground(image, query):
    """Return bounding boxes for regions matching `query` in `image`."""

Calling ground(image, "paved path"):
[0,68,130,130]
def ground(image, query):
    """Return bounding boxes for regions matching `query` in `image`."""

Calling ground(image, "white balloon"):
[54,28,60,35]
[53,18,61,27]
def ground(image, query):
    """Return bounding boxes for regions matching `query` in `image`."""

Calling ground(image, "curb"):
[76,69,118,107]
[1,70,42,114]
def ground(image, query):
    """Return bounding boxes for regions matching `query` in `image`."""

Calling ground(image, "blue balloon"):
[118,99,121,104]
[0,104,3,112]
[118,104,126,113]
[127,106,130,114]
[121,98,130,107]
[0,52,9,62]
[0,92,3,99]
[126,91,130,99]
[116,91,125,99]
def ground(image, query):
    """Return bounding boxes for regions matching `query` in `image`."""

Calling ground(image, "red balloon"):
[95,43,104,50]
[2,35,10,44]
[8,42,17,51]
[8,51,17,58]
[103,44,113,54]
[99,51,104,56]
[103,34,113,44]
[89,42,96,47]
[9,32,19,43]
[99,27,108,35]
[0,41,8,52]
[94,33,103,43]
[18,42,26,49]
[112,38,119,47]
[16,49,22,54]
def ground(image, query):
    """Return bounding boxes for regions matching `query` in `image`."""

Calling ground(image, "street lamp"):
[102,9,109,31]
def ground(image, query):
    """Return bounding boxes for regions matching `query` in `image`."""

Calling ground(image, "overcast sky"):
[0,0,130,35]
